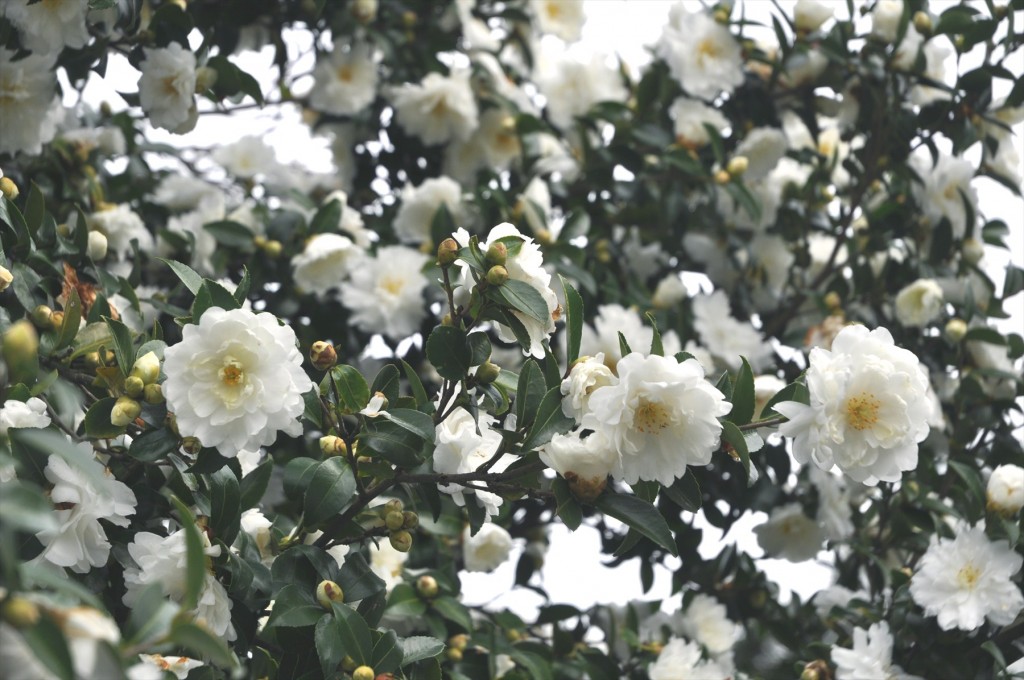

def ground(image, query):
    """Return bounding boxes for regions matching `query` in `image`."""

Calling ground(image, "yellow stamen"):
[845,393,880,431]
[634,399,671,434]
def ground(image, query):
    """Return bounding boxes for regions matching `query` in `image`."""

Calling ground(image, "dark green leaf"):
[664,470,702,512]
[721,420,752,485]
[644,312,664,357]
[128,427,179,463]
[323,364,371,414]
[209,467,241,546]
[401,636,445,666]
[160,258,203,295]
[522,386,574,451]
[240,457,273,510]
[338,552,387,601]
[552,476,583,530]
[103,316,135,376]
[170,621,237,668]
[426,326,470,380]
[728,357,755,425]
[371,630,403,672]
[617,331,632,358]
[315,613,345,676]
[560,276,584,363]
[593,492,678,556]
[380,408,434,441]
[331,602,373,665]
[169,495,207,611]
[21,617,74,680]
[401,359,430,408]
[467,332,492,366]
[490,279,550,323]
[55,288,82,350]
[0,480,58,534]
[304,457,356,526]
[83,397,126,438]
[431,596,472,631]
[360,418,427,467]
[371,364,402,404]
[516,359,546,428]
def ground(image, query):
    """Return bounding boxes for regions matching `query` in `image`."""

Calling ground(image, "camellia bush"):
[2,0,1023,678]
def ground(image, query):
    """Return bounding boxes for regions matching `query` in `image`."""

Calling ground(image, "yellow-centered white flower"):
[462,523,513,572]
[657,6,744,99]
[137,43,197,132]
[310,42,378,116]
[391,69,478,145]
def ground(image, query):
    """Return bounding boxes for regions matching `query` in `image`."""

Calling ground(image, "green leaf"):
[169,495,207,611]
[560,276,584,364]
[193,280,241,320]
[21,617,74,680]
[644,312,664,356]
[593,492,678,556]
[128,427,180,463]
[125,583,178,646]
[522,386,574,451]
[55,288,82,350]
[240,457,274,510]
[160,258,203,295]
[431,596,472,631]
[509,649,553,680]
[617,331,632,358]
[331,602,373,665]
[516,359,546,428]
[360,418,428,467]
[429,202,458,247]
[426,326,470,380]
[83,397,126,438]
[721,420,752,485]
[268,584,324,628]
[338,552,387,601]
[103,316,135,376]
[204,220,256,249]
[490,279,550,323]
[401,636,445,666]
[371,363,402,404]
[552,476,583,530]
[761,379,809,419]
[310,198,342,234]
[169,621,237,668]
[467,332,492,366]
[386,583,427,617]
[322,364,371,414]
[401,359,430,408]
[963,326,1006,345]
[24,182,45,233]
[303,457,357,526]
[315,613,345,676]
[727,357,755,425]
[381,408,434,441]
[69,322,113,361]
[0,480,58,534]
[664,470,702,512]
[725,181,762,223]
[372,629,404,672]
[209,467,241,546]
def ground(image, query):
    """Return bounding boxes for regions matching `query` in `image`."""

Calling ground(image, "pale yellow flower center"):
[634,398,671,434]
[337,65,354,83]
[380,276,404,296]
[696,38,722,65]
[943,183,958,200]
[957,563,981,590]
[219,358,246,387]
[845,393,880,431]
[545,2,561,19]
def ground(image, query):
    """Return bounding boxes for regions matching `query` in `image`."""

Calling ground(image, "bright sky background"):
[66,0,1023,621]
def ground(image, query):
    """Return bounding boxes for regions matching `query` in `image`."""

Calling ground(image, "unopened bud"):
[437,238,459,267]
[726,155,749,176]
[87,231,108,260]
[441,313,453,326]
[1,597,40,628]
[131,351,161,384]
[380,499,404,518]
[402,511,419,530]
[801,659,831,680]
[31,305,53,328]
[962,237,984,265]
[143,383,165,405]
[385,511,405,531]
[111,397,142,427]
[416,575,439,598]
[320,435,347,457]
[534,227,554,246]
[486,265,509,286]
[341,656,357,672]
[823,291,841,311]
[309,341,337,371]
[485,241,508,266]
[3,320,39,383]
[0,176,19,200]
[48,311,64,332]
[449,634,469,651]
[352,0,377,22]
[447,648,463,662]
[389,530,412,553]
[0,265,12,292]
[260,239,283,257]
[352,667,375,680]
[714,169,731,184]
[181,436,202,454]
[945,318,968,343]
[316,580,344,609]
[194,66,218,93]
[912,11,932,35]
[475,361,501,384]
[124,376,145,398]
[713,6,730,23]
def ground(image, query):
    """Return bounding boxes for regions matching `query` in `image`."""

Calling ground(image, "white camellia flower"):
[986,464,1024,515]
[239,508,274,564]
[445,108,522,182]
[137,42,197,132]
[540,431,618,500]
[212,135,277,179]
[579,304,682,372]
[319,191,371,247]
[59,607,123,678]
[89,204,154,261]
[393,176,463,244]
[894,278,944,327]
[0,49,62,156]
[794,0,834,32]
[679,594,741,655]
[109,286,162,334]
[339,245,429,339]
[652,274,687,309]
[657,6,744,99]
[753,502,825,562]
[748,233,795,311]
[391,68,478,145]
[583,353,730,486]
[668,97,729,148]
[530,0,585,41]
[36,449,137,573]
[648,637,735,680]
[151,175,220,212]
[164,191,225,275]
[309,42,378,116]
[909,521,1024,631]
[831,622,912,680]
[734,127,789,181]
[291,233,360,296]
[454,223,559,359]
[692,290,773,372]
[368,538,408,593]
[162,307,314,458]
[124,529,237,641]
[131,654,204,680]
[871,0,904,42]
[560,353,616,423]
[462,523,514,572]
[910,153,978,239]
[433,406,513,517]
[536,48,627,131]
[4,0,90,55]
[776,325,933,485]
[0,397,51,436]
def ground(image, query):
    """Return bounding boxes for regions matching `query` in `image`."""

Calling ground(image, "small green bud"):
[485,241,508,266]
[124,376,145,398]
[447,648,463,662]
[316,580,344,609]
[111,397,142,427]
[449,634,469,651]
[379,499,404,518]
[0,176,19,200]
[131,351,161,384]
[402,511,419,530]
[475,361,501,384]
[726,155,749,176]
[945,318,968,343]
[3,321,40,384]
[309,341,337,371]
[389,530,412,553]
[194,66,219,93]
[385,511,405,532]
[1,597,40,628]
[352,666,375,680]
[437,238,459,267]
[47,311,64,332]
[181,436,202,454]
[143,383,165,405]
[31,305,53,328]
[416,575,439,598]
[486,265,509,286]
[912,10,932,35]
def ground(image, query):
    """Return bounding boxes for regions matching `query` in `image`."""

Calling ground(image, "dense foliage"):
[1,0,1022,678]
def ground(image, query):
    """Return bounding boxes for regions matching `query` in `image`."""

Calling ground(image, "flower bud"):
[194,66,218,93]
[475,361,501,384]
[3,320,39,384]
[486,265,509,286]
[714,169,731,184]
[124,376,145,398]
[111,397,142,427]
[181,436,202,454]
[726,155,749,176]
[0,176,19,200]
[402,10,417,26]
[86,231,108,260]
[143,383,165,405]
[352,667,375,680]
[352,0,377,22]
[823,291,841,311]
[309,341,338,371]
[447,648,463,662]
[416,575,439,598]
[402,511,419,530]
[31,305,53,328]
[912,11,932,35]
[379,499,404,518]
[0,265,12,292]
[437,238,459,267]
[48,311,64,332]
[316,580,344,609]
[713,6,730,23]
[341,656,357,672]
[320,435,347,457]
[485,241,508,266]
[389,530,413,553]
[449,634,469,651]
[800,660,830,680]
[131,351,161,384]
[385,511,405,531]
[945,318,968,343]
[260,239,283,257]
[1,597,40,628]
[962,237,984,265]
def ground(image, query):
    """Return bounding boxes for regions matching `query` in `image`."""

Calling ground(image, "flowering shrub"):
[0,1,1022,679]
